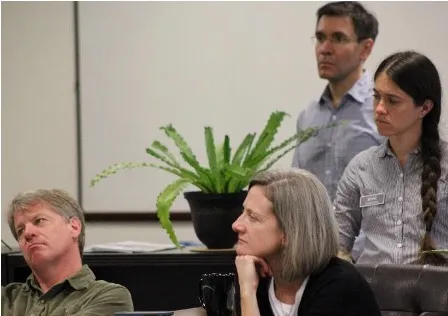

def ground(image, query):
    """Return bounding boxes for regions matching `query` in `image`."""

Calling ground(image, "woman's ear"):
[281,234,287,247]
[420,100,434,118]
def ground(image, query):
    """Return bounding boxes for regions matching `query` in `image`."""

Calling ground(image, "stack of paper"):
[84,241,177,253]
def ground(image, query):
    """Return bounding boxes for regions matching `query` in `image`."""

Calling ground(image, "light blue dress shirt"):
[292,71,384,202]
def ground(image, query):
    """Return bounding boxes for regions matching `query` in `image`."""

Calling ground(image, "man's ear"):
[420,100,434,118]
[69,217,82,239]
[360,38,374,62]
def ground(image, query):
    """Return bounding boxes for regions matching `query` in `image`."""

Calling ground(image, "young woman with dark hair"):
[335,50,448,265]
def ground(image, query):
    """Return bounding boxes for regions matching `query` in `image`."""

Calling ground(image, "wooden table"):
[174,307,206,315]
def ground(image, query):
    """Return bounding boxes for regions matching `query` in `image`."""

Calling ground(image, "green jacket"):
[1,264,134,316]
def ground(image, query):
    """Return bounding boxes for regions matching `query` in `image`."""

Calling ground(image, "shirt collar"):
[23,274,37,292]
[23,265,95,292]
[66,265,96,290]
[319,70,372,106]
[376,139,421,158]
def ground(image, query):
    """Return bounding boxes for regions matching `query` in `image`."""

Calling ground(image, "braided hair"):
[374,51,446,265]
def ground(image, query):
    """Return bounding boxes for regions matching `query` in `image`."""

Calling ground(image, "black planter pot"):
[184,190,247,249]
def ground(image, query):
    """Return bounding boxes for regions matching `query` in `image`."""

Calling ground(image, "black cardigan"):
[237,257,381,316]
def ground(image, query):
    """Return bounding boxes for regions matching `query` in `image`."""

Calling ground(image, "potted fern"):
[90,111,321,248]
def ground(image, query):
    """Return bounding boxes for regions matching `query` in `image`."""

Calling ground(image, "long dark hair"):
[374,51,445,265]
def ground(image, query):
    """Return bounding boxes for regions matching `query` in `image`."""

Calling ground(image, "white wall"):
[1,1,196,247]
[79,1,320,213]
[2,2,448,248]
[1,2,78,245]
[80,1,448,213]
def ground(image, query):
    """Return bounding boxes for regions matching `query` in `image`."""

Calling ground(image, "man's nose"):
[317,40,333,54]
[22,224,37,241]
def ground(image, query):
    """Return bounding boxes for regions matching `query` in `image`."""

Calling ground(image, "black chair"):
[356,264,448,316]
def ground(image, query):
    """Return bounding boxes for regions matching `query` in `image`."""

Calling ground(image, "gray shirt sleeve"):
[334,156,363,252]
[291,111,304,168]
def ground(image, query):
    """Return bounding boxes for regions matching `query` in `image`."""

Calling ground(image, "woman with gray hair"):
[232,169,380,316]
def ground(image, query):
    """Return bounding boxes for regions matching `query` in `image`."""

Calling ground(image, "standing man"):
[292,1,383,202]
[2,189,134,315]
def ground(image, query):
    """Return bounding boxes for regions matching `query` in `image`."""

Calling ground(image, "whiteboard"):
[79,1,448,212]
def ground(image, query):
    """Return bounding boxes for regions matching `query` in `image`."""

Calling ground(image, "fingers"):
[235,255,273,278]
[253,257,273,277]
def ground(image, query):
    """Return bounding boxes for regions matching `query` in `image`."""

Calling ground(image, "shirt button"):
[397,220,402,225]
[400,173,404,178]
[327,142,332,147]
[332,115,337,121]
[398,196,403,202]
[397,243,403,248]
[325,170,331,175]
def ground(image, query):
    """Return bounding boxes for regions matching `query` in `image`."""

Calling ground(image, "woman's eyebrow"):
[373,88,404,99]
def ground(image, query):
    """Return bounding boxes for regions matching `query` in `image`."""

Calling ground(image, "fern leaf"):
[160,124,202,168]
[223,135,231,164]
[244,111,288,166]
[205,127,223,193]
[180,152,215,192]
[224,164,252,192]
[231,133,256,166]
[90,162,154,187]
[145,147,205,184]
[148,140,180,166]
[260,144,298,171]
[156,179,191,247]
[245,126,320,170]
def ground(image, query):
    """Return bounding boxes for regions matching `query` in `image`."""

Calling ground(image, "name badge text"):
[360,193,385,207]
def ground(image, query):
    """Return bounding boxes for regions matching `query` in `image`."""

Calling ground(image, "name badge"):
[360,193,385,207]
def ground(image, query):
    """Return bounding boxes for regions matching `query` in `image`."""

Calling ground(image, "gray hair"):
[7,189,86,255]
[249,169,339,282]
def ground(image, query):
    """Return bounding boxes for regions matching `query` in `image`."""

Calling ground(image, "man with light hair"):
[1,188,134,315]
